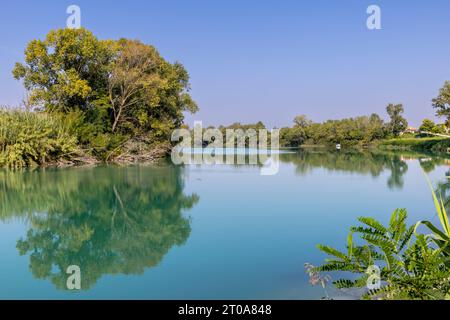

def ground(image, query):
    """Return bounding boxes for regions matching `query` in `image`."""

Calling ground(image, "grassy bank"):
[378,136,450,153]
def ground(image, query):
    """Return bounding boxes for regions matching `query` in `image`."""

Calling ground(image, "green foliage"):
[198,121,268,148]
[417,119,447,135]
[280,126,307,147]
[432,81,450,120]
[0,108,77,168]
[379,137,450,153]
[431,124,446,134]
[12,28,115,112]
[314,209,450,300]
[280,114,387,147]
[419,119,436,132]
[108,39,198,136]
[280,116,310,147]
[293,115,312,128]
[415,174,450,261]
[386,103,408,137]
[313,175,450,300]
[10,28,198,165]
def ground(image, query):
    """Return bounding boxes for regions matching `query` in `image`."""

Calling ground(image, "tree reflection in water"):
[279,150,436,190]
[0,165,199,290]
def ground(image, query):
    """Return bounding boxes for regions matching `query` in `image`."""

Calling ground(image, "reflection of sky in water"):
[180,147,292,154]
[0,151,448,299]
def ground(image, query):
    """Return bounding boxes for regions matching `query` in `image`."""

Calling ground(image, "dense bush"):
[0,109,77,167]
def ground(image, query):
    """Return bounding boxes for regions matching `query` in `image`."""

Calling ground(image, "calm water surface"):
[0,150,449,299]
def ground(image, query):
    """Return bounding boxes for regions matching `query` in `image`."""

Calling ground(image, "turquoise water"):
[0,150,449,299]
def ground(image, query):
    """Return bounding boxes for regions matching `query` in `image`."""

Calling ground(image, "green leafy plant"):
[312,206,450,300]
[0,108,78,168]
[415,174,450,261]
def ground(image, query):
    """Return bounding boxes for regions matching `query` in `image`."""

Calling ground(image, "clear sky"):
[1,0,450,127]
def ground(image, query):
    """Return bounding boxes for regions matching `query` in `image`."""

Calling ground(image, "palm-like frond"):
[333,275,369,289]
[357,217,387,234]
[313,201,450,300]
[415,173,450,259]
[424,173,450,237]
[316,245,349,261]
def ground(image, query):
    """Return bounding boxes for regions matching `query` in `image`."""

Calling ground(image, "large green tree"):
[108,39,198,136]
[13,28,115,113]
[432,81,450,120]
[386,103,408,137]
[280,115,312,147]
[12,28,198,141]
[293,115,312,128]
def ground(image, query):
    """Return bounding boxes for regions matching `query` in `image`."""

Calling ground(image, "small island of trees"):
[1,28,198,167]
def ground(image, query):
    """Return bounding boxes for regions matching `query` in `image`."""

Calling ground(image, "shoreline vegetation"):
[2,27,450,168]
[0,107,173,168]
[377,136,450,153]
[1,28,197,168]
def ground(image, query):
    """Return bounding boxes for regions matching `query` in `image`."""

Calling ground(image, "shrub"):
[0,108,78,167]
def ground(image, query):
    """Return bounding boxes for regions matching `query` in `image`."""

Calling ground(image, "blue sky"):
[1,0,450,127]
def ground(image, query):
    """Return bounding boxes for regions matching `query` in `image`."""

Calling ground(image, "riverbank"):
[377,136,450,153]
[0,108,172,168]
[297,137,450,155]
[43,141,171,168]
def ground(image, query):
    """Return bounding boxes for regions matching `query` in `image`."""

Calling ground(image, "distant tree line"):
[211,80,450,149]
[198,104,409,148]
[278,104,408,147]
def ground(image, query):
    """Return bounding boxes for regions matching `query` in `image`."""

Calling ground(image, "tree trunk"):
[112,105,123,132]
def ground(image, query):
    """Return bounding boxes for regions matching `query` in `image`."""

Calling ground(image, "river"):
[0,149,448,299]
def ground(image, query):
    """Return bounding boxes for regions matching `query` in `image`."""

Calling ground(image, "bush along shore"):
[378,136,450,153]
[1,28,197,168]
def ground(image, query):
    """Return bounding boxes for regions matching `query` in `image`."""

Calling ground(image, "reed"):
[0,108,77,167]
